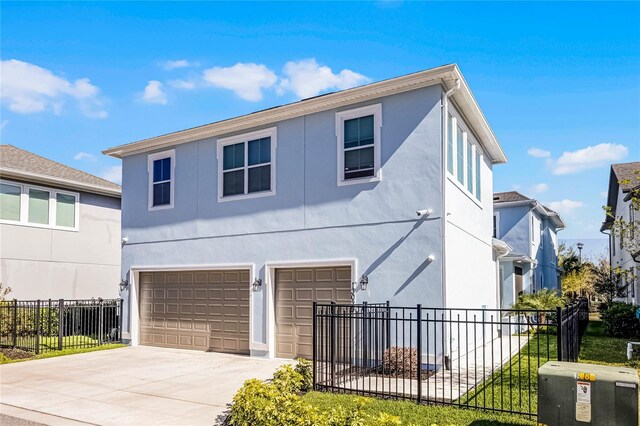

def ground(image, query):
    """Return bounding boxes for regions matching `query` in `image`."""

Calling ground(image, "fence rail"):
[313,298,588,417]
[0,298,123,354]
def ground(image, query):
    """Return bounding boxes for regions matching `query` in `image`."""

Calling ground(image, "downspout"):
[440,78,460,309]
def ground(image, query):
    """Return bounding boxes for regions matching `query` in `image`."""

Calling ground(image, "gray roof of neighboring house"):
[0,144,121,197]
[493,191,565,229]
[493,191,531,203]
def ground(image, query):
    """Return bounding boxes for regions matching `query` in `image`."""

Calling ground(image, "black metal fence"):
[313,299,588,417]
[0,298,123,354]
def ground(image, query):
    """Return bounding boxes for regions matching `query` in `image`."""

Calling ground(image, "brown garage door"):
[139,270,249,354]
[275,266,351,359]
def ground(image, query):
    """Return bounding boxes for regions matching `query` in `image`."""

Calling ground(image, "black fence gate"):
[0,298,123,354]
[313,299,588,417]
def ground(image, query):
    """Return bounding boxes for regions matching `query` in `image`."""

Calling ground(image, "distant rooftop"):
[0,145,121,196]
[611,161,640,191]
[493,191,530,203]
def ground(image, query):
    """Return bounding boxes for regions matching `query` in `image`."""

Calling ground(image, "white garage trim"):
[264,258,358,359]
[127,263,255,348]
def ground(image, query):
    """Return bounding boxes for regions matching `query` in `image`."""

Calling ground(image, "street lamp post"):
[577,242,584,263]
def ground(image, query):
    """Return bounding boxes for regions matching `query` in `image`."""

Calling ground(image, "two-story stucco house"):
[0,145,121,300]
[601,161,640,304]
[493,191,565,308]
[104,64,507,358]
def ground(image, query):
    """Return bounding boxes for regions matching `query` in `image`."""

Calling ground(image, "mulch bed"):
[1,347,35,360]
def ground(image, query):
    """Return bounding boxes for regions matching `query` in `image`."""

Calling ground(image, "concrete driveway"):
[0,346,289,425]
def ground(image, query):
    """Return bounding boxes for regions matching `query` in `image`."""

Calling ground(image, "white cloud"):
[279,58,371,99]
[163,59,195,70]
[532,183,548,193]
[547,199,584,216]
[552,143,628,175]
[168,79,196,90]
[74,152,96,162]
[0,120,8,130]
[527,147,551,158]
[100,165,122,184]
[202,63,277,101]
[142,80,167,105]
[0,59,107,118]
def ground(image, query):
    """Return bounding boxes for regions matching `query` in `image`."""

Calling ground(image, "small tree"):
[0,282,11,301]
[592,258,630,303]
[562,267,595,299]
[558,243,581,276]
[512,289,566,330]
[604,169,640,263]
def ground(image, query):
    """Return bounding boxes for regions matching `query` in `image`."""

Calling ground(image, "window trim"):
[216,127,277,202]
[335,103,382,186]
[147,149,176,211]
[446,110,483,206]
[0,179,79,231]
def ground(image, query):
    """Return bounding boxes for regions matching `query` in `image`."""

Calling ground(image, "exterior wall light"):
[359,275,369,291]
[252,278,263,292]
[119,279,129,293]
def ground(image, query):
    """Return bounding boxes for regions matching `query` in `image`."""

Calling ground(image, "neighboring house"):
[493,191,565,308]
[0,145,121,300]
[104,64,507,359]
[601,161,640,304]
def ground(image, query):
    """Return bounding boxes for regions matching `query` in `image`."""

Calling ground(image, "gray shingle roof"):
[612,161,640,191]
[0,145,121,193]
[493,191,531,203]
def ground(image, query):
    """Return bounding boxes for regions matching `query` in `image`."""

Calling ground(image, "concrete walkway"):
[0,346,289,425]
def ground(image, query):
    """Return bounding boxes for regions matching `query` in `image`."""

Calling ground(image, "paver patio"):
[0,346,289,425]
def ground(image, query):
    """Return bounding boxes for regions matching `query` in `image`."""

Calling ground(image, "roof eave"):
[103,64,507,164]
[0,168,121,198]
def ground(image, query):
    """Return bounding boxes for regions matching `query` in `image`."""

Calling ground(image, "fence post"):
[58,299,64,350]
[48,299,52,338]
[12,299,17,348]
[98,299,104,345]
[362,301,368,365]
[416,304,422,404]
[386,301,391,350]
[330,302,336,388]
[118,298,124,342]
[556,306,562,361]
[312,301,317,390]
[35,300,41,355]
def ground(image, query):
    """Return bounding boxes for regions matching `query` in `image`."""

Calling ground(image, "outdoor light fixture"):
[119,279,129,293]
[427,254,435,262]
[359,275,369,291]
[252,278,263,292]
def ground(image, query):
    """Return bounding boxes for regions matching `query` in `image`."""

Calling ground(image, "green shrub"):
[294,358,312,392]
[601,302,640,338]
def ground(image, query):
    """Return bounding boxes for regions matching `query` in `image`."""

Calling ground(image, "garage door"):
[139,270,250,354]
[275,267,351,359]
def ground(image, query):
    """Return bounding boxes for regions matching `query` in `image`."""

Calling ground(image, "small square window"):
[28,188,50,225]
[0,183,21,221]
[336,104,381,185]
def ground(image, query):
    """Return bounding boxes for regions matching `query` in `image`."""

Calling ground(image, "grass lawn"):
[579,315,640,373]
[302,391,534,426]
[0,343,126,364]
[0,335,101,351]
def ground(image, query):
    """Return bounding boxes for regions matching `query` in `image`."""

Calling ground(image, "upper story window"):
[446,112,483,203]
[148,149,175,211]
[0,179,79,230]
[217,127,277,201]
[336,104,382,186]
[493,212,500,238]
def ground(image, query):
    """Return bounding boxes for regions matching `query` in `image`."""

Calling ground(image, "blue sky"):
[1,1,639,241]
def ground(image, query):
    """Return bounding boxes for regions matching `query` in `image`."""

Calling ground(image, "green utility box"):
[538,361,638,426]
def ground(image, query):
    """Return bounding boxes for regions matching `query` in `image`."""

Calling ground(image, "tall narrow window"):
[456,125,464,185]
[336,104,381,185]
[447,114,454,174]
[56,193,76,228]
[28,188,50,224]
[0,183,21,221]
[466,141,473,192]
[218,128,276,201]
[475,150,481,201]
[148,150,175,210]
[493,213,499,238]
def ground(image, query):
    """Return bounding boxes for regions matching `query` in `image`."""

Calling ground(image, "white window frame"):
[0,179,79,231]
[446,111,483,207]
[493,211,500,238]
[147,149,176,211]
[216,127,277,202]
[335,103,382,186]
